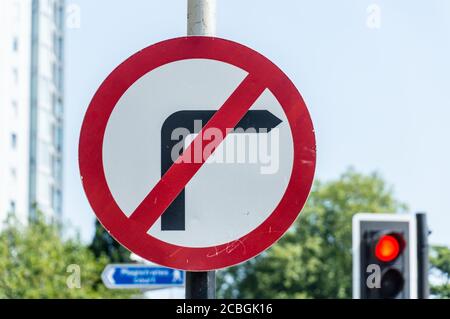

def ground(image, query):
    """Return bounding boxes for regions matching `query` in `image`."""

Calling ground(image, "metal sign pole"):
[185,0,217,299]
[416,212,429,299]
[188,0,217,36]
[186,271,216,299]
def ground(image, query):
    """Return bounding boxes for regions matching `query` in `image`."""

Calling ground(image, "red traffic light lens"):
[375,235,401,262]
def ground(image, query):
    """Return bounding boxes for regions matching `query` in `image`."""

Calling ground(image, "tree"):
[89,221,131,263]
[0,213,134,298]
[430,245,450,298]
[218,169,407,299]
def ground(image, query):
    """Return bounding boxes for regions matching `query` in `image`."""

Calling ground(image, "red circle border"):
[79,36,316,271]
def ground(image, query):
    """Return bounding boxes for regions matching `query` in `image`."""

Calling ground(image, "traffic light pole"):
[185,0,217,299]
[416,212,429,299]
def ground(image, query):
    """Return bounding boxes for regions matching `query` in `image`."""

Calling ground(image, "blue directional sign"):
[102,264,185,289]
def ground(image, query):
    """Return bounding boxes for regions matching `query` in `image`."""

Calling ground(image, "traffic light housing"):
[353,214,418,299]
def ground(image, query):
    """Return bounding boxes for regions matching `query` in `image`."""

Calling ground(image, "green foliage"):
[430,245,450,298]
[218,169,407,299]
[90,221,131,263]
[0,213,135,299]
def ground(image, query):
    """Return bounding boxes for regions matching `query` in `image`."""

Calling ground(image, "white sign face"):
[103,59,294,247]
[80,37,315,270]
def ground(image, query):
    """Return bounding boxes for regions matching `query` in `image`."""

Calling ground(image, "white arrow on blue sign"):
[101,264,185,289]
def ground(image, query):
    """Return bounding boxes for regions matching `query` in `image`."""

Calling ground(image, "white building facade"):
[0,0,64,223]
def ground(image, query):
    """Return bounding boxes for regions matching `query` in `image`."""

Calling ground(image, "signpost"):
[79,35,315,269]
[79,0,316,299]
[101,264,185,290]
[186,1,219,298]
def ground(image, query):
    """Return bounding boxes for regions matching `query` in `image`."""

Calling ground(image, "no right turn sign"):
[79,36,316,271]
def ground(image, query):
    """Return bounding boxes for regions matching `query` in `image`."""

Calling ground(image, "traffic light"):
[352,214,418,299]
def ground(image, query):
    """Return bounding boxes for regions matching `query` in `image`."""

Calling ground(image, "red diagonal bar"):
[129,74,266,231]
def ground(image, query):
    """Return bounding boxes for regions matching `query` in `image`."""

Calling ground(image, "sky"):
[64,0,450,245]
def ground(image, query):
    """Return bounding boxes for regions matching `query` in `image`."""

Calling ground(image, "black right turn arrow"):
[160,110,282,231]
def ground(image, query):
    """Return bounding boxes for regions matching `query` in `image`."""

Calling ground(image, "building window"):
[58,4,64,29]
[52,32,63,59]
[13,2,20,21]
[11,167,17,179]
[57,35,63,60]
[52,124,63,151]
[53,1,59,25]
[51,186,62,213]
[13,68,19,84]
[52,62,61,88]
[10,201,16,214]
[52,64,63,91]
[53,32,57,56]
[38,142,51,169]
[12,100,18,116]
[11,133,18,149]
[13,37,19,52]
[52,94,63,118]
[51,155,62,180]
